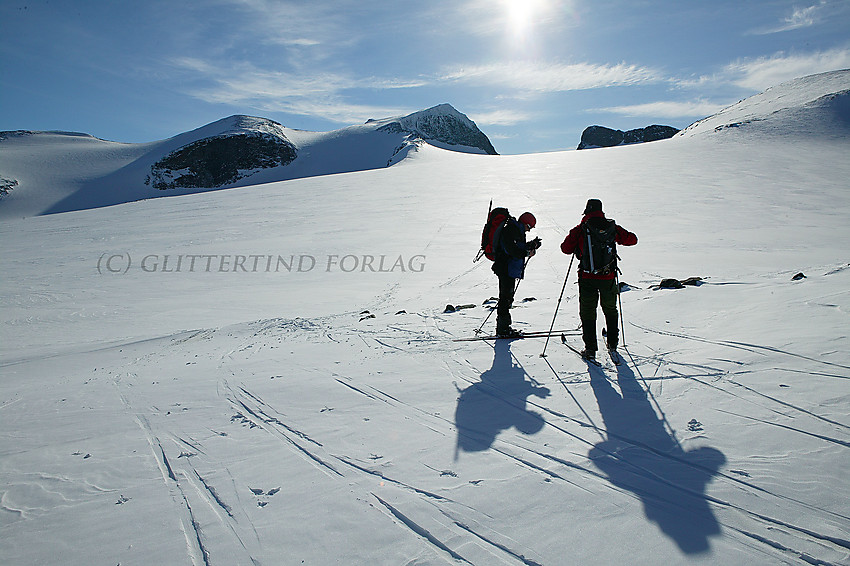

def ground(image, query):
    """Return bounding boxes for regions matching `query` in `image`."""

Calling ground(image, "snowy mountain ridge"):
[0,104,495,218]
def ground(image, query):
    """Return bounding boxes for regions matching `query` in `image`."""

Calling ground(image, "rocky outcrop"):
[577,124,679,150]
[0,177,18,196]
[147,129,296,190]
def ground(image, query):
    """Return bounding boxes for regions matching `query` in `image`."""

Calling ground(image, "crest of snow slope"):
[2,73,850,566]
[0,105,494,218]
[679,69,850,138]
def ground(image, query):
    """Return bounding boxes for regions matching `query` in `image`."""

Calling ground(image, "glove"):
[529,237,542,250]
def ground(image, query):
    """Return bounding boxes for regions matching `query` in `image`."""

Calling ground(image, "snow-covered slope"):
[679,69,850,139]
[1,72,849,566]
[0,104,495,218]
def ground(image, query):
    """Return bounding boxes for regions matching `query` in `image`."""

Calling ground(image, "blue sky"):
[2,1,849,154]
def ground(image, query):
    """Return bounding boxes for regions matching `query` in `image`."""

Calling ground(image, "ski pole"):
[616,274,626,347]
[540,254,574,358]
[475,302,496,334]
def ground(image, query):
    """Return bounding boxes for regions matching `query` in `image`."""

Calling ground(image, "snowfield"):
[1,71,849,565]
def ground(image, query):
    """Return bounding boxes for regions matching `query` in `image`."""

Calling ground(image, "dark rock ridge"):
[372,103,498,155]
[577,124,679,150]
[147,120,297,190]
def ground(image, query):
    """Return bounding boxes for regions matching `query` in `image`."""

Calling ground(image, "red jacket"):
[560,211,638,280]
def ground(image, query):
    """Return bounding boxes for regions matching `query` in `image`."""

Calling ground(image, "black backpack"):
[579,217,618,275]
[476,206,510,262]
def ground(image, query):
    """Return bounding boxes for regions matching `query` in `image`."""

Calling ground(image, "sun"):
[505,0,547,38]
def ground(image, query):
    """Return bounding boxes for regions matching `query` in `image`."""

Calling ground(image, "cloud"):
[169,58,414,123]
[440,61,664,92]
[750,1,827,35]
[673,47,850,93]
[470,108,535,126]
[723,47,850,90]
[593,100,729,119]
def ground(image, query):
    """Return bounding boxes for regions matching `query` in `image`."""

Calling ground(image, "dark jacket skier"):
[493,211,541,337]
[560,199,637,358]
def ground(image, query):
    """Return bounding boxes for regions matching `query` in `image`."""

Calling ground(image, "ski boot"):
[496,327,523,339]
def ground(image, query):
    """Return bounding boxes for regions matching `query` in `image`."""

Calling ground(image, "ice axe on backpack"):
[473,199,493,263]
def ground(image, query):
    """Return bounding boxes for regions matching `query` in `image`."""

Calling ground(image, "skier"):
[560,199,637,360]
[493,211,541,337]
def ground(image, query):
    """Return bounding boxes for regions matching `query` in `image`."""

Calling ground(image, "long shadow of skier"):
[588,360,726,555]
[454,340,550,456]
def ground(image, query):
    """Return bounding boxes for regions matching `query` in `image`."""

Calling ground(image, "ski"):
[454,330,581,342]
[607,348,623,366]
[560,334,602,366]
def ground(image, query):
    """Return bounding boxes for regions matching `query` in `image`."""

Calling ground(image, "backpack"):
[477,206,510,262]
[579,217,619,275]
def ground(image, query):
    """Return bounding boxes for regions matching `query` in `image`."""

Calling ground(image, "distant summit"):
[577,124,679,150]
[369,104,498,155]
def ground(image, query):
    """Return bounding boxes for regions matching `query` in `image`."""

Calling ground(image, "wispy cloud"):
[170,58,413,123]
[723,47,850,90]
[593,99,729,119]
[172,51,666,125]
[674,47,850,92]
[750,1,827,35]
[441,61,664,92]
[470,108,536,126]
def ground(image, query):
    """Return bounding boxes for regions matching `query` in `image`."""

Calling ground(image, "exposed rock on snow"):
[444,303,476,313]
[577,124,679,150]
[0,177,18,196]
[653,277,705,289]
[147,131,297,190]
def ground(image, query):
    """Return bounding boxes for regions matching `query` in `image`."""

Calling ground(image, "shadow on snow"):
[588,360,726,555]
[453,340,726,555]
[454,340,549,455]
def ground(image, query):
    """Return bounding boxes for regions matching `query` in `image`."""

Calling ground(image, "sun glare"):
[503,0,568,49]
[505,0,538,39]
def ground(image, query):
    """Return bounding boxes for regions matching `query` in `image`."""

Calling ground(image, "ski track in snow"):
[0,270,843,565]
[89,305,849,565]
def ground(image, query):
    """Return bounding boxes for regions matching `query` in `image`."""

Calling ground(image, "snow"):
[1,72,849,565]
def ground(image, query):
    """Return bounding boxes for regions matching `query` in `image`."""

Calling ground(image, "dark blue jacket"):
[492,218,529,279]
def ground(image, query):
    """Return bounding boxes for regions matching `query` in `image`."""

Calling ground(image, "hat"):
[584,199,603,214]
[518,211,536,229]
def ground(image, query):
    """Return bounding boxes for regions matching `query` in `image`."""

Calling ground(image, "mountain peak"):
[390,104,498,155]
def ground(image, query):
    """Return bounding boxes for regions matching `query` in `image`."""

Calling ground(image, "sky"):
[1,1,849,154]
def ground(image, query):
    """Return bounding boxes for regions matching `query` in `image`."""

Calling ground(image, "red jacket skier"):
[560,199,637,359]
